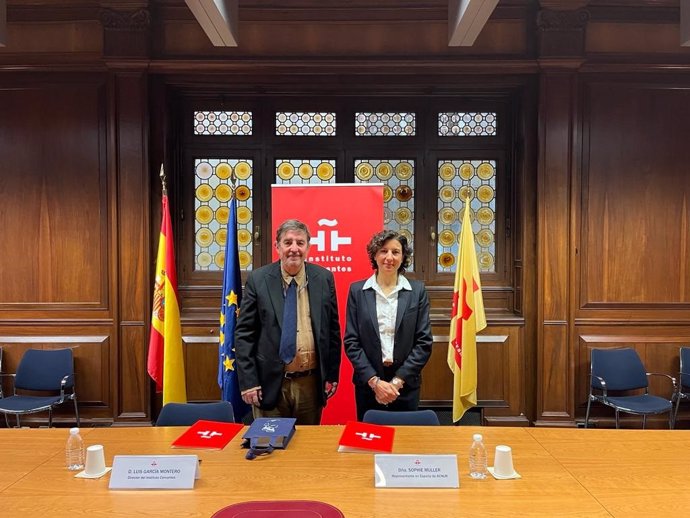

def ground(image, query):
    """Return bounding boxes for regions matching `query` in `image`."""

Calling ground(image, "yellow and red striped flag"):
[147,194,187,405]
[447,201,487,423]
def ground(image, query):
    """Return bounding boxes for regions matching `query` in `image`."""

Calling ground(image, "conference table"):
[1,425,689,517]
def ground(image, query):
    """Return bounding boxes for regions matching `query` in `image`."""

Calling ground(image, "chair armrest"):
[589,374,608,398]
[646,372,677,392]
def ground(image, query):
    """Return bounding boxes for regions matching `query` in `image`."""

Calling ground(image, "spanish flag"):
[147,194,187,405]
[447,201,486,423]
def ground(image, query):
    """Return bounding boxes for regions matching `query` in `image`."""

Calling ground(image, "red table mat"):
[211,500,345,518]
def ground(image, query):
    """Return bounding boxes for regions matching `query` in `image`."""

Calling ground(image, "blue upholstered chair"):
[0,348,79,428]
[156,401,235,426]
[362,409,440,426]
[672,346,690,426]
[584,347,675,429]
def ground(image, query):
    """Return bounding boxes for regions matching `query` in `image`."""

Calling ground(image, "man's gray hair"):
[275,219,311,244]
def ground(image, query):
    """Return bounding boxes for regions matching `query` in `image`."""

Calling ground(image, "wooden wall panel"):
[113,72,150,421]
[182,327,222,402]
[536,72,576,425]
[581,82,690,307]
[0,82,108,310]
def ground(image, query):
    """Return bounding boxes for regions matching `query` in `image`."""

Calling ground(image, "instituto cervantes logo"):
[308,218,354,272]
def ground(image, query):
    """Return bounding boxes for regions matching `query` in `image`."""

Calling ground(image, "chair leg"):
[615,410,620,429]
[15,415,20,428]
[73,396,80,427]
[674,394,682,427]
[48,408,52,428]
[585,397,592,429]
[669,410,674,430]
[642,415,646,429]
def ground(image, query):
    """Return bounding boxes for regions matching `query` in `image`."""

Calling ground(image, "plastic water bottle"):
[469,433,488,479]
[65,427,85,471]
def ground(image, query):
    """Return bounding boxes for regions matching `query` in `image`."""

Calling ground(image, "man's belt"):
[284,369,316,379]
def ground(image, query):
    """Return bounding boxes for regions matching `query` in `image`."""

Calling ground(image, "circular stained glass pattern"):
[235,185,251,201]
[395,162,413,180]
[277,162,295,180]
[298,163,313,179]
[216,207,230,224]
[239,251,252,268]
[459,186,475,201]
[439,252,455,268]
[477,207,494,225]
[238,229,252,246]
[439,207,456,225]
[196,205,213,224]
[395,207,412,225]
[376,162,393,180]
[399,229,413,243]
[383,185,393,203]
[237,206,252,224]
[439,229,456,247]
[477,229,494,247]
[384,208,393,224]
[356,162,374,181]
[439,186,455,203]
[196,228,213,247]
[479,252,494,269]
[196,162,213,180]
[459,163,474,180]
[477,163,494,180]
[395,185,413,202]
[316,162,334,181]
[477,185,495,203]
[215,184,232,202]
[214,251,225,269]
[235,161,251,180]
[198,252,212,268]
[439,163,455,181]
[216,228,227,246]
[196,184,213,202]
[216,163,232,179]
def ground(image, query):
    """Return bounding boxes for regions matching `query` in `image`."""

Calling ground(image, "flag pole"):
[159,163,167,196]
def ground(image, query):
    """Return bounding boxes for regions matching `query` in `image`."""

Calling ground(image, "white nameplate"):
[374,454,459,488]
[109,455,199,490]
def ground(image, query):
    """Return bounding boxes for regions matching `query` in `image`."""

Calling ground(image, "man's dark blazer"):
[235,261,342,410]
[344,277,432,389]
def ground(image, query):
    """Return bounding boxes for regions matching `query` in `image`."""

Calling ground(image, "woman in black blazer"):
[344,230,433,421]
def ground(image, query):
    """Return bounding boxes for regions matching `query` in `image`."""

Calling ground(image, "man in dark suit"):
[344,230,433,421]
[235,219,341,424]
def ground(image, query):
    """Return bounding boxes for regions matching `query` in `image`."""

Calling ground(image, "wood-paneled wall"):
[1,0,689,428]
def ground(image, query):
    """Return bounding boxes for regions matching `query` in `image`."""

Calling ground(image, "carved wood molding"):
[99,8,150,31]
[537,8,590,31]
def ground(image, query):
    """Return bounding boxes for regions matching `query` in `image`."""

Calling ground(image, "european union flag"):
[218,195,250,421]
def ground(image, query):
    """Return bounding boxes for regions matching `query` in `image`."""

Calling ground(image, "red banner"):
[272,184,383,424]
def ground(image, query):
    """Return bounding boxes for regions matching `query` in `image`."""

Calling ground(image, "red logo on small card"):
[171,420,243,450]
[337,421,395,453]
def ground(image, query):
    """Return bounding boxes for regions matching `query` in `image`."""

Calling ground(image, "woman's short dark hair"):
[366,229,412,274]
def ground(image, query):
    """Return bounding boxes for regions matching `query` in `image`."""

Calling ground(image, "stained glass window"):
[355,112,416,137]
[438,112,497,137]
[275,112,336,136]
[437,160,496,273]
[354,159,415,269]
[194,158,254,272]
[193,111,253,136]
[275,159,336,184]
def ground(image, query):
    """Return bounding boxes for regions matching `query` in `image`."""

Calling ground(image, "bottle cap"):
[473,433,482,442]
[70,427,80,435]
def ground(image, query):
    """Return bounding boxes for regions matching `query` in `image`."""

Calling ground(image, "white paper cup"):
[493,445,515,478]
[84,444,106,476]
